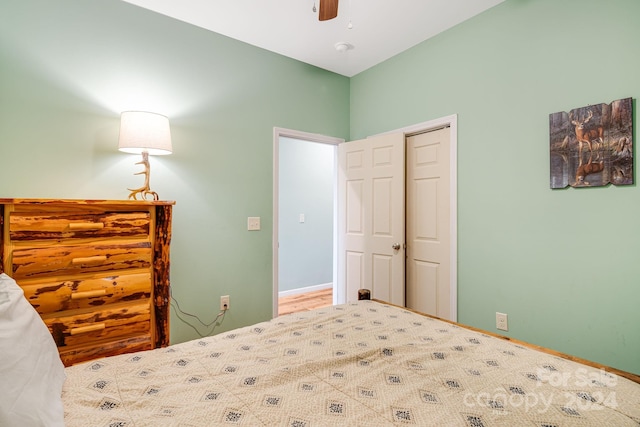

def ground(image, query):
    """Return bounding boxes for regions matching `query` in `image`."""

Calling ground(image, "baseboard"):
[278,283,332,298]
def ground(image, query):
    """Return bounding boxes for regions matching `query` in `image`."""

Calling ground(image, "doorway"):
[272,128,344,317]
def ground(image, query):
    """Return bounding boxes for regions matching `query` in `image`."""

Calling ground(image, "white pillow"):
[0,273,65,427]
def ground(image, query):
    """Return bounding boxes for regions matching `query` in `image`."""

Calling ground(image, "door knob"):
[392,243,401,250]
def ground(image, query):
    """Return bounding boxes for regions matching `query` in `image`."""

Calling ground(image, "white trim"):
[278,282,333,298]
[370,114,458,322]
[274,128,344,145]
[272,127,344,319]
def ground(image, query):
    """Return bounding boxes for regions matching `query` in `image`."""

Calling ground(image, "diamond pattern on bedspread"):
[63,301,640,426]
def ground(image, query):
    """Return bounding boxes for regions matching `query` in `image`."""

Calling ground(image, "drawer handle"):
[68,222,105,231]
[70,323,106,335]
[71,289,107,300]
[71,256,107,265]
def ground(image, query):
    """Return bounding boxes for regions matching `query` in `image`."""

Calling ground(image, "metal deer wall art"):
[549,97,633,189]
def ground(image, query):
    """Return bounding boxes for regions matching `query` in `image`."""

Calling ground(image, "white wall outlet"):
[220,295,230,311]
[299,213,305,223]
[247,217,260,231]
[496,312,508,331]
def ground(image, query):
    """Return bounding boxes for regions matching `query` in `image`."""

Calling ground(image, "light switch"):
[299,213,305,223]
[247,217,260,231]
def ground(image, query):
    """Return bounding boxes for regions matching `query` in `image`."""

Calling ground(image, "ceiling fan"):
[318,0,338,21]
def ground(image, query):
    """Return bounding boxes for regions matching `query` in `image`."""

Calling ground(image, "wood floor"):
[278,287,333,316]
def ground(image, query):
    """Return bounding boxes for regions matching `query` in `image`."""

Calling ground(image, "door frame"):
[272,127,344,318]
[374,114,458,321]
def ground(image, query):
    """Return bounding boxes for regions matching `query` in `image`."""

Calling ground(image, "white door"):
[337,133,405,305]
[406,127,452,319]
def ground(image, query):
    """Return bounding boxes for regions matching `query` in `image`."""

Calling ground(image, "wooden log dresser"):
[0,198,174,366]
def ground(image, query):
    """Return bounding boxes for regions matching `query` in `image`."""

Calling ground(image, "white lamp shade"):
[118,111,172,155]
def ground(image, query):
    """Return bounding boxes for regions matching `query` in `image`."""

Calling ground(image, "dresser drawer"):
[8,209,151,241]
[10,240,152,280]
[22,272,152,314]
[58,335,153,366]
[44,301,151,348]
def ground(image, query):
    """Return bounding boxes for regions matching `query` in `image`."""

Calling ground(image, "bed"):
[2,274,640,426]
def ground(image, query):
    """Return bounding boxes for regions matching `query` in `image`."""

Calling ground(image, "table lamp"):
[118,111,172,200]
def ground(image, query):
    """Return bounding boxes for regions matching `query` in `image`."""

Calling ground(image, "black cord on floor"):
[169,286,226,338]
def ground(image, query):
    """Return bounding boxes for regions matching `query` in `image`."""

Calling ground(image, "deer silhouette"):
[570,109,604,154]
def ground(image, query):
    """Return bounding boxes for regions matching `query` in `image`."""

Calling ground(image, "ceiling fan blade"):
[319,0,338,21]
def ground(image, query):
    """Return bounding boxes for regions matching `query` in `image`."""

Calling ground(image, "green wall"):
[0,1,349,341]
[351,0,639,374]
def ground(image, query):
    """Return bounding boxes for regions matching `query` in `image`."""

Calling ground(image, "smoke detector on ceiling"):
[334,42,354,52]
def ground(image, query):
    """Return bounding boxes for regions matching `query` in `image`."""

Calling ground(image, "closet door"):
[406,127,452,319]
[337,133,405,305]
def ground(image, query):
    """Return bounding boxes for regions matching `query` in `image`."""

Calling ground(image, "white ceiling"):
[122,0,505,77]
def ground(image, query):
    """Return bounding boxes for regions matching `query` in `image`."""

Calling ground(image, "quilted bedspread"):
[63,301,640,426]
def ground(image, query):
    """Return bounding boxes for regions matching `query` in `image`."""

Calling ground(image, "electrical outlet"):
[496,312,508,331]
[220,295,230,311]
[247,217,260,231]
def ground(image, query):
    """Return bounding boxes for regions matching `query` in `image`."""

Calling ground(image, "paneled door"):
[337,133,405,305]
[406,127,452,319]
